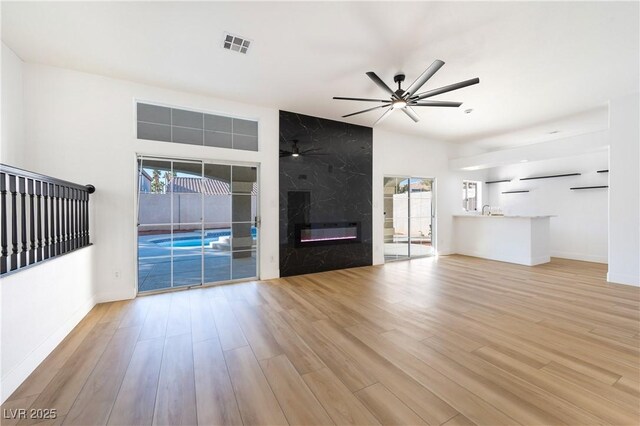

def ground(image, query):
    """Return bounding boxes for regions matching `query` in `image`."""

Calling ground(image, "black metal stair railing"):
[0,164,95,276]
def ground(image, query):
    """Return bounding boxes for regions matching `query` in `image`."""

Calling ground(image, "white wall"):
[1,43,24,165]
[608,93,640,286]
[1,248,96,402]
[20,62,280,303]
[486,150,609,263]
[372,129,486,264]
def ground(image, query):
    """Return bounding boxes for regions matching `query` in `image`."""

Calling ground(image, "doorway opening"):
[136,156,258,293]
[383,176,435,262]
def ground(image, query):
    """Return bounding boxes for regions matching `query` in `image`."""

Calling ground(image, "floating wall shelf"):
[486,179,512,184]
[570,186,608,190]
[597,170,609,173]
[520,173,581,181]
[502,190,530,194]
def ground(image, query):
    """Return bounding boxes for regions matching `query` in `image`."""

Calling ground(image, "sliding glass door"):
[137,156,258,293]
[383,176,435,262]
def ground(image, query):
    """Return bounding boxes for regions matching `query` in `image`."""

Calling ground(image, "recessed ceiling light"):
[520,159,529,163]
[222,32,252,54]
[464,109,473,114]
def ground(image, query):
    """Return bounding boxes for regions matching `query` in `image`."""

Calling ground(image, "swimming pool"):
[153,228,257,248]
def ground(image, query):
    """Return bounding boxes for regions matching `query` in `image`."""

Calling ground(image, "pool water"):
[153,228,257,248]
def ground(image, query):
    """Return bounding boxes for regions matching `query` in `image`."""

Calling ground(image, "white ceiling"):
[2,1,638,149]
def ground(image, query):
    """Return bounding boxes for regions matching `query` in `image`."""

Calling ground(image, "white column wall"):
[608,93,640,286]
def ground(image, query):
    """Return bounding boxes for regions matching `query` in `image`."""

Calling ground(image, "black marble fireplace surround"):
[279,110,373,277]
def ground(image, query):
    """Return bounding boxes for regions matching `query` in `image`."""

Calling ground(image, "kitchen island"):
[453,215,553,266]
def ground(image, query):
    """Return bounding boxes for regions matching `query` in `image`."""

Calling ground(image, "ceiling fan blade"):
[366,72,397,97]
[333,96,389,103]
[301,148,324,154]
[342,103,391,118]
[404,60,445,97]
[373,107,394,126]
[411,101,462,107]
[412,78,479,101]
[401,107,420,122]
[280,152,292,158]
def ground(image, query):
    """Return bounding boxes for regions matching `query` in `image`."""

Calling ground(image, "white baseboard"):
[530,255,551,266]
[607,271,640,287]
[94,289,136,304]
[1,296,96,403]
[453,249,546,266]
[551,251,608,264]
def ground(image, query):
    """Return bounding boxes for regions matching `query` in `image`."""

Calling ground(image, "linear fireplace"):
[294,222,361,247]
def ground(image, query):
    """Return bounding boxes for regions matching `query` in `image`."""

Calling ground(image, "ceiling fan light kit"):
[280,139,326,158]
[334,59,479,126]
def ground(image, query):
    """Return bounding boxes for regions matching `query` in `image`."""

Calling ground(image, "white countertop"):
[453,214,555,219]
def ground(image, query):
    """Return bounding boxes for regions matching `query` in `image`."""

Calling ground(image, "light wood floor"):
[3,255,640,426]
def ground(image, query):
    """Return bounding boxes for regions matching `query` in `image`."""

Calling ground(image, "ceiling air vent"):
[222,32,251,54]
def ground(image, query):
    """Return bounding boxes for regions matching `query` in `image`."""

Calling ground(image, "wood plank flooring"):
[3,255,639,425]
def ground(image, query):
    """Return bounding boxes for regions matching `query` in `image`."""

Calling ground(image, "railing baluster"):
[68,187,73,251]
[71,188,76,250]
[28,179,35,264]
[43,182,50,260]
[66,187,71,253]
[74,189,79,250]
[85,190,90,245]
[9,175,18,271]
[64,186,69,254]
[82,191,87,246]
[79,190,84,246]
[49,183,55,257]
[55,184,61,255]
[19,177,27,267]
[36,180,43,262]
[75,189,80,249]
[0,172,7,274]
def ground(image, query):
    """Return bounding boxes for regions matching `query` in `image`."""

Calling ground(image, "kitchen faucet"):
[482,205,490,215]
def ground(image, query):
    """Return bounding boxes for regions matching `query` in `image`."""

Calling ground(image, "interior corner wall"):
[608,93,640,286]
[372,128,487,264]
[486,149,609,263]
[1,42,25,165]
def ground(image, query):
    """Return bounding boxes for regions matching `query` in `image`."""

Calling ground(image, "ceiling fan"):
[333,60,479,125]
[279,139,326,158]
